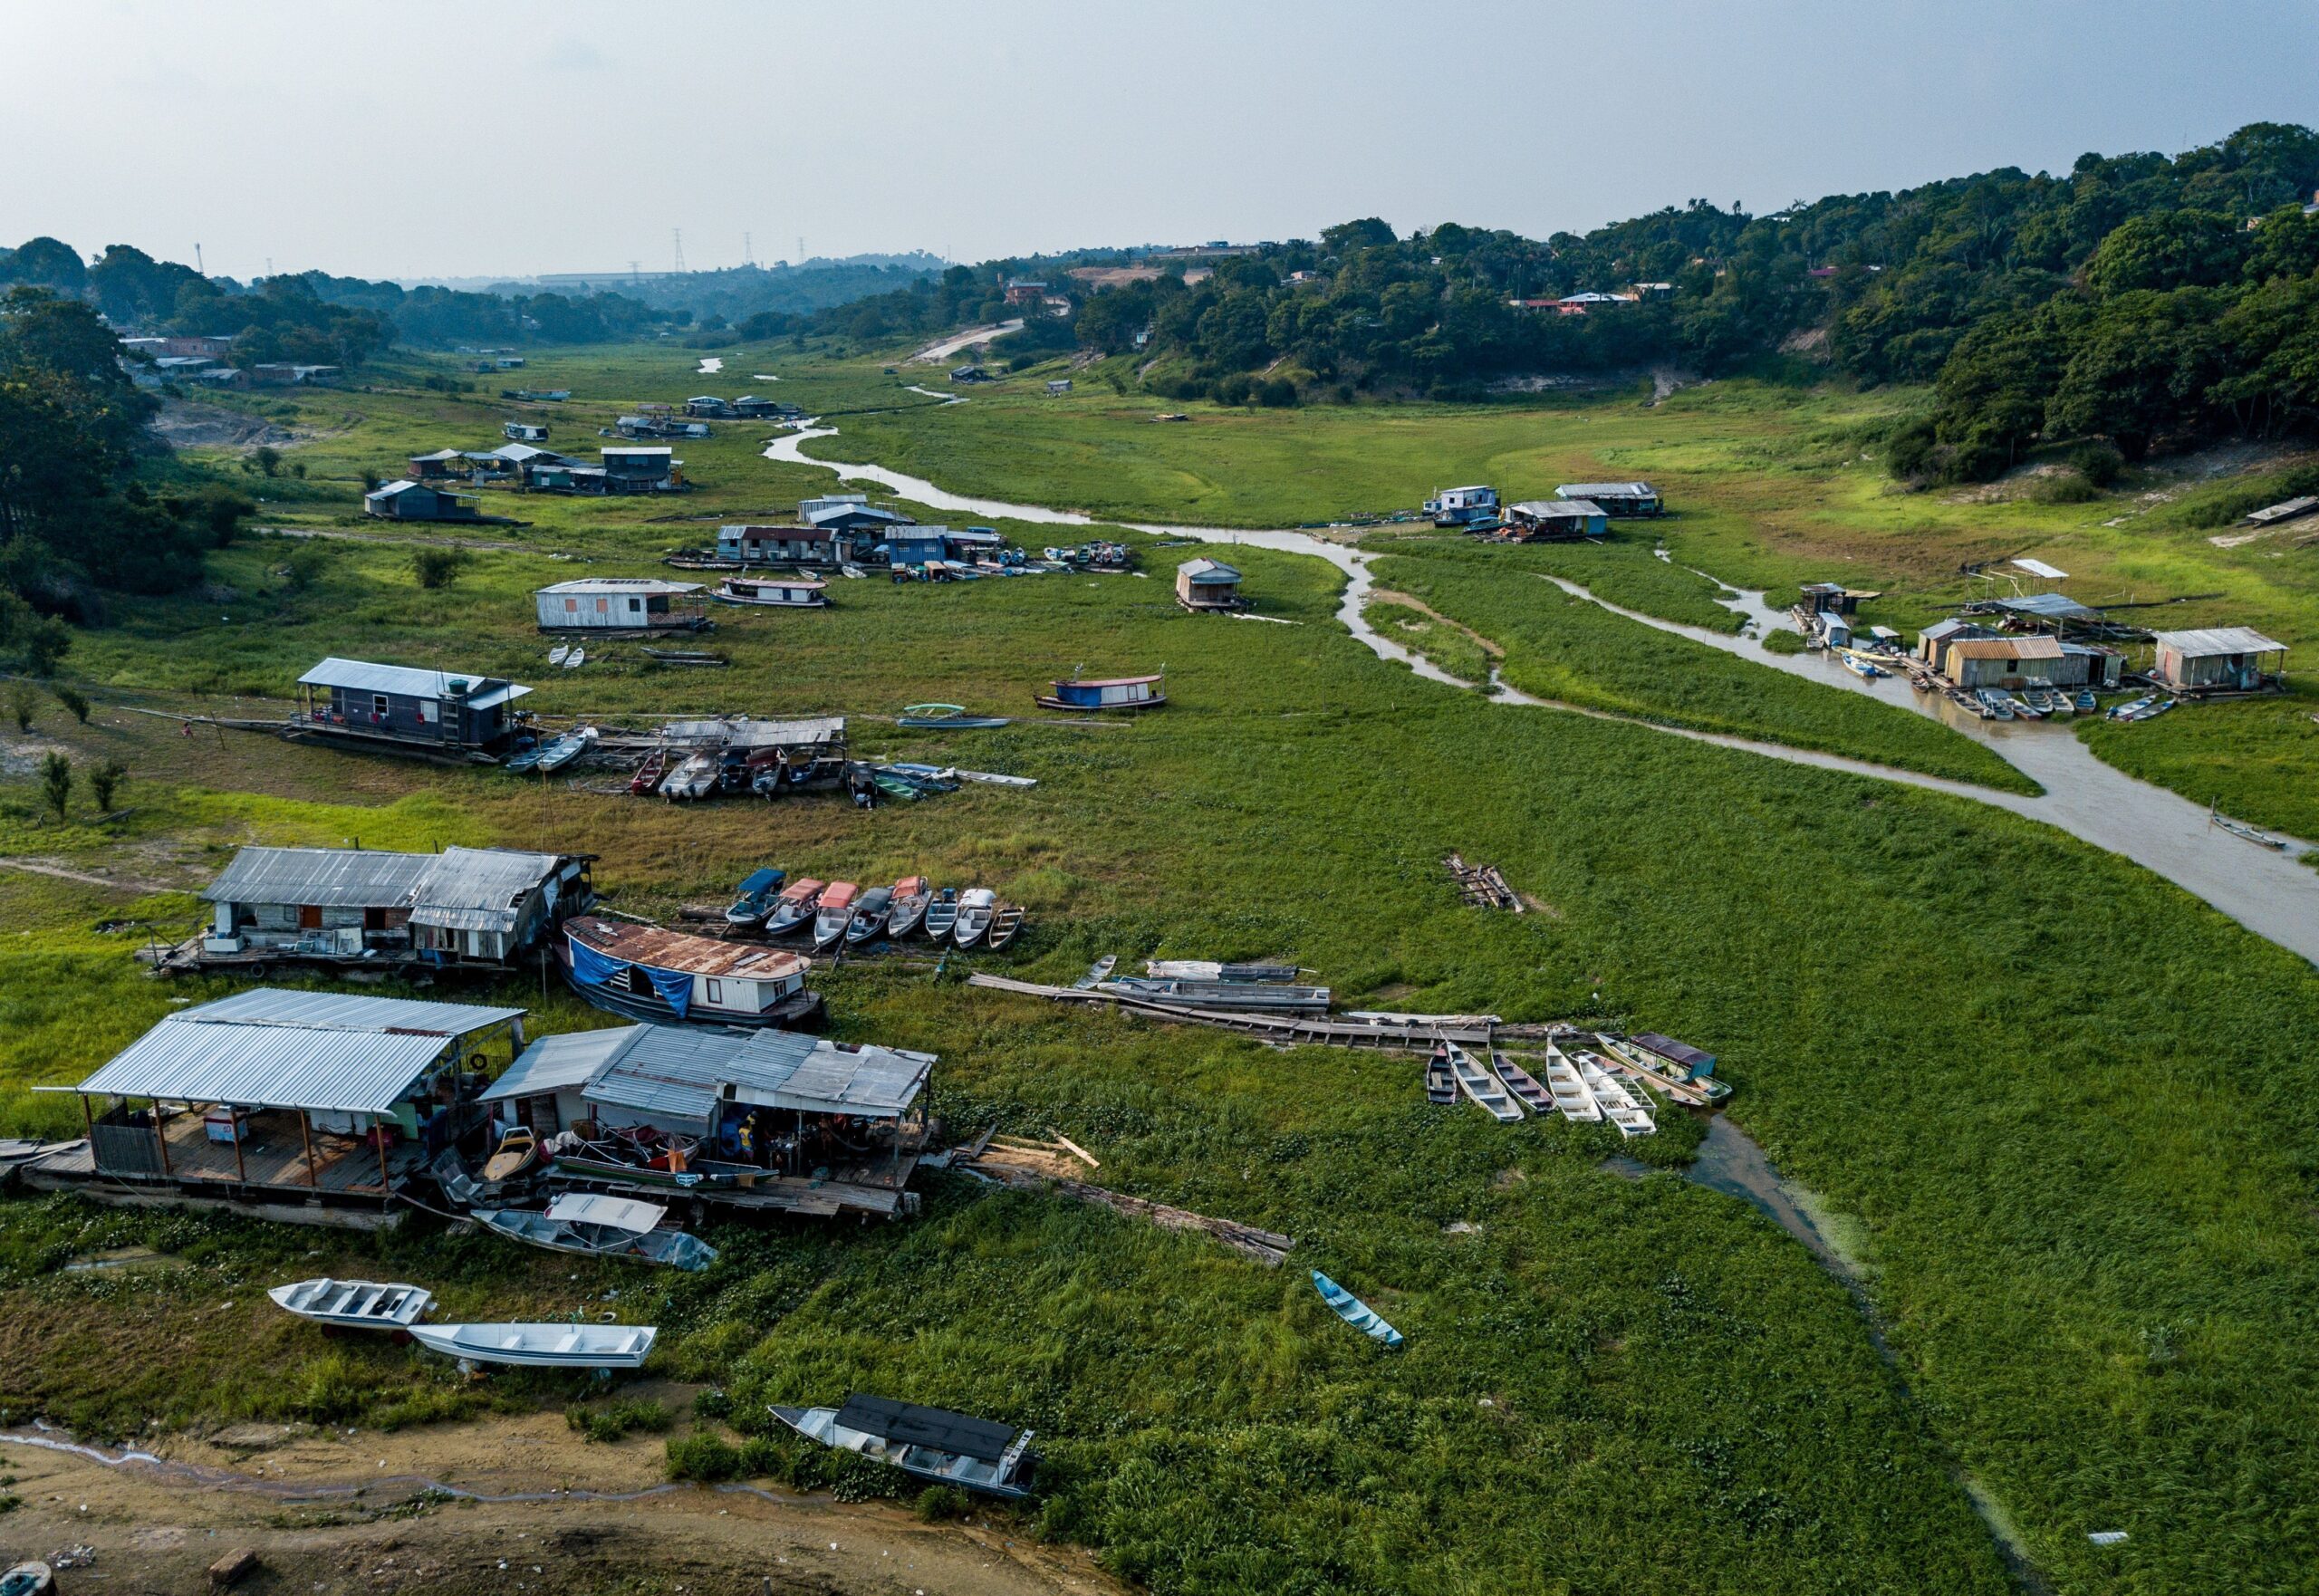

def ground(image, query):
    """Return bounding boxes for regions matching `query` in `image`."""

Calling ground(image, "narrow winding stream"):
[763,426,2319,966]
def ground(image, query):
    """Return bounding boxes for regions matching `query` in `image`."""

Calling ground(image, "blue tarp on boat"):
[565,934,695,1017]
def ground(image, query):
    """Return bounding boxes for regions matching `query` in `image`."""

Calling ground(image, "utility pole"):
[743,231,754,268]
[671,228,686,274]
[630,260,642,284]
[195,242,203,275]
[797,235,805,266]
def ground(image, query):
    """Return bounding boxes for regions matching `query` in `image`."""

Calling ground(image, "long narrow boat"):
[985,902,1025,950]
[1073,954,1119,989]
[1450,1045,1522,1121]
[897,703,1011,730]
[409,1321,656,1370]
[764,877,826,936]
[267,1277,432,1331]
[1423,1042,1457,1105]
[2108,694,2156,721]
[953,887,997,947]
[534,726,599,773]
[1492,1053,1554,1115]
[1577,1054,1657,1139]
[471,1194,718,1271]
[1312,1271,1403,1349]
[772,1396,1036,1498]
[812,882,860,951]
[659,749,720,801]
[1099,976,1332,1013]
[559,917,821,1029]
[921,888,961,942]
[886,877,932,937]
[724,867,788,928]
[1542,1044,1600,1120]
[627,746,669,795]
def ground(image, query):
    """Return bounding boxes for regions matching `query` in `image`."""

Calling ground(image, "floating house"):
[1425,485,1498,527]
[1964,592,2103,631]
[25,989,524,1224]
[534,577,709,633]
[683,395,736,418]
[1799,582,1881,616]
[1045,379,1073,396]
[1175,557,1246,611]
[1504,499,1607,541]
[1557,482,1662,517]
[408,448,469,481]
[2148,628,2287,696]
[504,421,550,442]
[804,499,913,539]
[364,480,480,522]
[1034,671,1167,712]
[293,657,531,757]
[731,395,794,418]
[600,446,684,493]
[1943,634,2064,689]
[716,522,885,566]
[195,844,592,968]
[481,1023,933,1219]
[1817,610,1854,649]
[559,916,823,1028]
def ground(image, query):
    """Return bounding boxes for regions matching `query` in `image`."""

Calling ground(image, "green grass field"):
[3,338,2318,1593]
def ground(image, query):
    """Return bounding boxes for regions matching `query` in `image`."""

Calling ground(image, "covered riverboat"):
[559,916,822,1028]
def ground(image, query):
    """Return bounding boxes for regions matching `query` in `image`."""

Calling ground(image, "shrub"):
[1213,373,1255,407]
[692,1388,734,1421]
[38,752,72,821]
[1257,377,1299,408]
[2029,472,2100,504]
[916,1484,971,1522]
[665,1431,742,1481]
[52,685,88,723]
[2068,440,2127,487]
[411,547,468,590]
[7,683,37,732]
[567,1397,671,1444]
[88,761,125,812]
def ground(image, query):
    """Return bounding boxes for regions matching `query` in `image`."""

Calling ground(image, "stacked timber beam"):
[962,1133,1294,1266]
[1444,852,1524,912]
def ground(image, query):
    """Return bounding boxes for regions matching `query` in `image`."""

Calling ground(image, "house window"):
[565,598,578,612]
[705,978,724,1005]
[419,700,438,725]
[595,598,609,613]
[371,693,390,716]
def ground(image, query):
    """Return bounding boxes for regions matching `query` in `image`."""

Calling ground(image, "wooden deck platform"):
[26,1110,424,1204]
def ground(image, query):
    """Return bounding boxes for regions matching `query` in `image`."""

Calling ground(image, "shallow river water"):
[764,426,2319,966]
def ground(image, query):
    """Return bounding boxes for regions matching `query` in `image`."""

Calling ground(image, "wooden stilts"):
[302,1112,319,1187]
[154,1101,172,1175]
[230,1107,247,1185]
[375,1118,391,1193]
[80,1092,94,1147]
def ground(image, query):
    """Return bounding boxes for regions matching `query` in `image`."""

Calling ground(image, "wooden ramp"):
[964,1135,1294,1266]
[965,972,1492,1050]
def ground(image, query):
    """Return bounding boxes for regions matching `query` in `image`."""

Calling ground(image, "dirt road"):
[0,1410,1119,1596]
[907,322,1024,364]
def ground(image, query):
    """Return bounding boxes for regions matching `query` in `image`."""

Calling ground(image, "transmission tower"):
[743,231,755,268]
[629,260,642,284]
[671,228,687,274]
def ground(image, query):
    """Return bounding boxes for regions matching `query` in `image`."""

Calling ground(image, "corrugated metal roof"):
[179,987,525,1034]
[1513,499,1602,517]
[535,578,701,596]
[1178,559,1240,582]
[1988,592,2099,620]
[2151,627,2287,657]
[60,988,521,1112]
[201,846,433,908]
[1556,482,1655,497]
[1948,636,2064,660]
[580,1026,932,1124]
[483,1026,640,1102]
[297,657,531,703]
[657,716,845,748]
[408,846,567,934]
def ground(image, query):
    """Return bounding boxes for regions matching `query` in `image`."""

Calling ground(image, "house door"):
[298,905,322,930]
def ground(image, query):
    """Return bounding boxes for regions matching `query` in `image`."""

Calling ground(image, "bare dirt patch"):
[149,399,296,450]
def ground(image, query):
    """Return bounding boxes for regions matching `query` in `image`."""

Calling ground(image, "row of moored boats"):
[1427,1040,1660,1138]
[725,867,1022,952]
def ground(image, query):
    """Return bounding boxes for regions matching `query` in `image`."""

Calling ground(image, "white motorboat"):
[409,1321,657,1370]
[813,882,860,951]
[659,749,719,801]
[1450,1044,1523,1121]
[267,1277,432,1330]
[764,877,825,936]
[953,887,996,947]
[885,876,932,937]
[921,888,961,941]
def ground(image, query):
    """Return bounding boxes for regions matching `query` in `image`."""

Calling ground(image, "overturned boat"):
[471,1192,717,1271]
[771,1394,1036,1498]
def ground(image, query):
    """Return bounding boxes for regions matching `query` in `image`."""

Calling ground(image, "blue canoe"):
[1313,1270,1402,1349]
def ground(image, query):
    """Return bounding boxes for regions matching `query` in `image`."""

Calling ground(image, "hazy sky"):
[6,0,2315,283]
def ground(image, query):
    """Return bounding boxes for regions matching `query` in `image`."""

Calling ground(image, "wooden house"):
[2149,628,2287,695]
[1425,485,1498,527]
[27,989,525,1223]
[293,657,531,755]
[716,522,884,565]
[408,448,468,481]
[364,479,480,521]
[535,577,709,633]
[1557,482,1662,517]
[478,1022,933,1220]
[197,844,591,969]
[685,395,736,418]
[1799,582,1881,616]
[1176,557,1246,611]
[1943,635,2064,688]
[1505,499,1607,541]
[600,446,684,492]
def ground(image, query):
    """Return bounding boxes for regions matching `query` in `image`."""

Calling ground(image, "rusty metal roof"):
[563,917,811,980]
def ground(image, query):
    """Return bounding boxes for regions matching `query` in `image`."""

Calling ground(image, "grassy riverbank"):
[5,336,2318,1592]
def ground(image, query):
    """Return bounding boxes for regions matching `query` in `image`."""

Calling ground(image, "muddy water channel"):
[765,424,2319,965]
